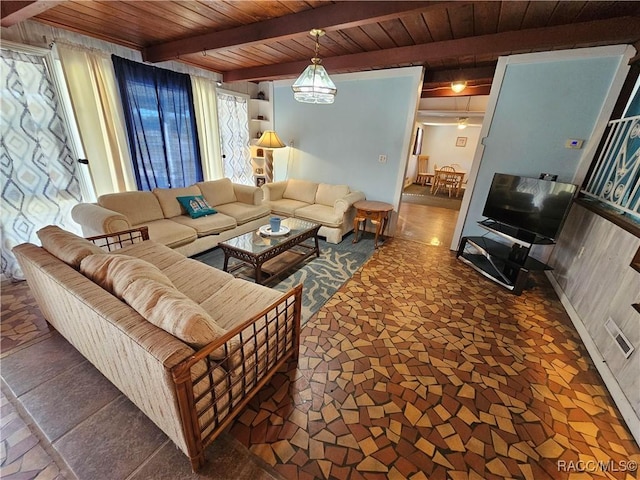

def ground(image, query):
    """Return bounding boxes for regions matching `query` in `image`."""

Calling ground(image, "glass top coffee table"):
[218,217,321,284]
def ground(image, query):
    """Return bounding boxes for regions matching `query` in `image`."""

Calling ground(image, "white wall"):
[272,68,423,207]
[421,125,481,174]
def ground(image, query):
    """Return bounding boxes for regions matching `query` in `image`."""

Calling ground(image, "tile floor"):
[1,202,639,479]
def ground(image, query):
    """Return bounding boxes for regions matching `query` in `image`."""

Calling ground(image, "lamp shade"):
[292,59,337,105]
[256,130,286,149]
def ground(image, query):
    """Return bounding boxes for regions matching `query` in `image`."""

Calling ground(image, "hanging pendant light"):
[292,29,337,104]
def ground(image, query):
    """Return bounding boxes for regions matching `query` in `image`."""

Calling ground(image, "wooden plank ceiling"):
[3,0,640,97]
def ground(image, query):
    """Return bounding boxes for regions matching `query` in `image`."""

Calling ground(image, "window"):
[112,56,203,190]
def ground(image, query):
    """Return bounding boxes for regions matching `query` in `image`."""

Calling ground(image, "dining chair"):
[450,163,467,192]
[416,155,432,186]
[433,165,459,197]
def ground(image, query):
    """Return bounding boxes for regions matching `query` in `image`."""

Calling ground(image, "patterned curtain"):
[0,48,82,281]
[217,92,252,185]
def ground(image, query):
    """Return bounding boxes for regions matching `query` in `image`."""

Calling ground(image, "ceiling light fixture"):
[457,117,469,130]
[292,29,337,104]
[451,80,467,93]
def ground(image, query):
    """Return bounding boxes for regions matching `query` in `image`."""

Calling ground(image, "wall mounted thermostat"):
[565,138,584,149]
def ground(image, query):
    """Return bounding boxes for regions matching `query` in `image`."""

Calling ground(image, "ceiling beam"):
[142,1,453,63]
[423,66,497,84]
[1,0,63,27]
[421,84,493,98]
[223,16,640,82]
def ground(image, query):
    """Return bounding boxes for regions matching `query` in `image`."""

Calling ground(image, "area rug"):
[193,232,376,323]
[402,183,463,210]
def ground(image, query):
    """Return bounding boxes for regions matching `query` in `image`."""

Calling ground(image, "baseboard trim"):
[546,271,640,445]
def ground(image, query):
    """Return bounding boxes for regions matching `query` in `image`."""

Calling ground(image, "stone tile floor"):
[1,237,639,479]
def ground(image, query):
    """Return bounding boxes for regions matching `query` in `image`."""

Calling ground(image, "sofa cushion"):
[283,179,318,204]
[199,279,284,331]
[80,254,174,298]
[37,225,105,269]
[197,178,237,207]
[141,219,197,248]
[268,198,310,217]
[294,204,343,228]
[117,240,187,271]
[122,278,232,357]
[160,258,234,304]
[316,184,350,207]
[98,191,164,225]
[170,212,237,236]
[153,186,201,218]
[214,202,270,225]
[176,195,217,219]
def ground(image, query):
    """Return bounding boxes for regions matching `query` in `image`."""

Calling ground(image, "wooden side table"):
[352,200,394,248]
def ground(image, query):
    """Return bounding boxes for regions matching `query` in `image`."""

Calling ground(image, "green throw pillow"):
[176,195,217,219]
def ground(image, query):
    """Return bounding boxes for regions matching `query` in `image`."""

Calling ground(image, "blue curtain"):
[112,56,203,190]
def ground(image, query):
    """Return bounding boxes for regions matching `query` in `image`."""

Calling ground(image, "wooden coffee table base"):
[220,222,321,284]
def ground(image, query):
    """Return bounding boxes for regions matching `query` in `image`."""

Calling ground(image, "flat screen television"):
[482,173,578,241]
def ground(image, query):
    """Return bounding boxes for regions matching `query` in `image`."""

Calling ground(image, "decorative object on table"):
[292,29,337,104]
[256,130,286,182]
[255,167,264,174]
[257,115,264,120]
[269,216,281,233]
[257,91,265,100]
[255,176,266,187]
[256,148,264,158]
[456,136,467,147]
[259,224,290,237]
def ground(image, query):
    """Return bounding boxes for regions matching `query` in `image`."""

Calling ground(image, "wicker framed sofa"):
[262,179,365,244]
[13,225,302,471]
[71,178,270,257]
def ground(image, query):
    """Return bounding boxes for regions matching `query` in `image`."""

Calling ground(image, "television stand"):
[456,220,553,295]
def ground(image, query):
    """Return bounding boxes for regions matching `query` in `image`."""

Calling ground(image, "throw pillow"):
[80,254,173,298]
[37,225,105,269]
[122,278,236,358]
[176,195,217,219]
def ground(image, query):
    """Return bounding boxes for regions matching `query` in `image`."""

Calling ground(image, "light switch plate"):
[565,139,584,149]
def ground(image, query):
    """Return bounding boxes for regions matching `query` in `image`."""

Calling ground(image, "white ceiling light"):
[451,80,467,93]
[292,29,337,105]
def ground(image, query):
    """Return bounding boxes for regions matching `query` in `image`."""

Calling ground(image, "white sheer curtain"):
[1,45,82,280]
[56,43,137,196]
[216,91,252,185]
[192,76,224,180]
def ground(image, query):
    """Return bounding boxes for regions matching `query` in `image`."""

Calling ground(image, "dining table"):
[431,168,466,197]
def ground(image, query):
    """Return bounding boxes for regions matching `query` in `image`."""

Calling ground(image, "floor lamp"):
[256,130,286,182]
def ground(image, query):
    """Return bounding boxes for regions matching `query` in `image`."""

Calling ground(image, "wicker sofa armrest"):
[85,227,149,252]
[72,203,131,236]
[171,284,302,471]
[232,184,263,205]
[335,191,366,215]
[261,181,288,202]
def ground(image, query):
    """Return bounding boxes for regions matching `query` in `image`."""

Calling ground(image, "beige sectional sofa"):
[262,179,365,244]
[13,225,301,471]
[72,178,270,257]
